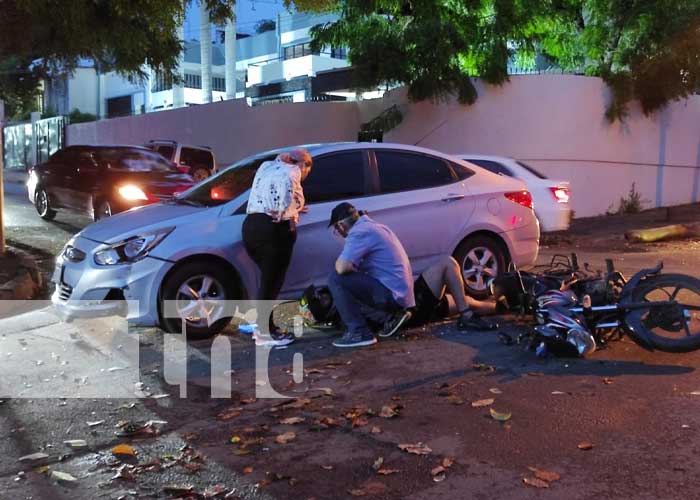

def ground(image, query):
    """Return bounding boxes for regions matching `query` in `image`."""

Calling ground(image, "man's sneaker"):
[255,330,296,347]
[332,332,377,348]
[458,310,499,331]
[378,310,412,338]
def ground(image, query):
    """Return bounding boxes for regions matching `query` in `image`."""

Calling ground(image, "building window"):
[283,42,319,60]
[212,77,226,92]
[184,73,202,89]
[152,72,173,92]
[330,46,347,59]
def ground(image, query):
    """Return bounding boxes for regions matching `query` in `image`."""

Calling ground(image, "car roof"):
[146,140,213,151]
[456,153,517,162]
[64,144,153,152]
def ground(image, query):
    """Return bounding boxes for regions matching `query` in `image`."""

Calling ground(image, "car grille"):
[57,282,73,301]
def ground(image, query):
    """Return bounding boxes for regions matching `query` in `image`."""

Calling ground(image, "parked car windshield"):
[516,161,547,179]
[98,149,179,173]
[175,152,277,207]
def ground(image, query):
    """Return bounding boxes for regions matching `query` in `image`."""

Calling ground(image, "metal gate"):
[2,116,65,170]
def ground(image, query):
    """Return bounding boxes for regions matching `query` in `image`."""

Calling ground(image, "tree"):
[295,0,700,121]
[0,0,236,108]
[254,19,277,34]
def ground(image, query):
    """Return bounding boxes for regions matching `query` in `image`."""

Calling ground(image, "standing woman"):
[242,148,313,346]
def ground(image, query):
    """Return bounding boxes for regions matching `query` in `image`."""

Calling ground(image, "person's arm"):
[335,230,368,274]
[290,168,305,213]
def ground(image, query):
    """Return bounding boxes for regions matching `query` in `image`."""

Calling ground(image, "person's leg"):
[328,272,397,342]
[422,256,495,314]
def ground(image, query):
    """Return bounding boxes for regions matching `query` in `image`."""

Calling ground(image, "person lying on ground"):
[328,202,415,348]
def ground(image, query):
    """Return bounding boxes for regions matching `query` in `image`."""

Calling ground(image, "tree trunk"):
[224,9,237,100]
[172,7,185,108]
[200,1,213,104]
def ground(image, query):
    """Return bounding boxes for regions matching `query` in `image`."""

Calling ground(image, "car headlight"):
[94,227,173,266]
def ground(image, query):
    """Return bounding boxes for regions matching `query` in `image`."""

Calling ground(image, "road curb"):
[0,246,44,300]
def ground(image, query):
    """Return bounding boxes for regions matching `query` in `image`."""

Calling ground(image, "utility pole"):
[0,99,5,255]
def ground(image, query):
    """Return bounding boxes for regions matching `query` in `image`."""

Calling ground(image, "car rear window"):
[98,149,177,172]
[516,161,547,179]
[180,147,214,169]
[466,159,513,177]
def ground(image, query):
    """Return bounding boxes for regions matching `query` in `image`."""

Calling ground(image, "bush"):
[67,108,97,124]
[607,182,645,215]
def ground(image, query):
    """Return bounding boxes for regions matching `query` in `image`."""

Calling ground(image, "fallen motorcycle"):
[489,254,700,356]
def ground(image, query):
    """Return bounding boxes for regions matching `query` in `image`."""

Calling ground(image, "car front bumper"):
[51,236,172,326]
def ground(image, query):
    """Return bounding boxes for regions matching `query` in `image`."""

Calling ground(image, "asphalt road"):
[2,180,700,499]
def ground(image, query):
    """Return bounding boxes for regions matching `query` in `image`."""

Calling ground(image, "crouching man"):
[328,203,415,348]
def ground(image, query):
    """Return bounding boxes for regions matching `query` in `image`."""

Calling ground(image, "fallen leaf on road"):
[471,398,494,408]
[282,398,312,410]
[372,457,384,471]
[690,391,700,396]
[528,467,561,482]
[304,368,325,375]
[280,417,306,425]
[217,408,242,421]
[398,443,432,455]
[151,394,170,399]
[203,484,228,498]
[319,417,340,427]
[86,420,104,427]
[112,464,135,481]
[378,468,400,475]
[243,466,254,474]
[162,485,194,495]
[472,363,496,373]
[241,397,257,404]
[489,408,512,421]
[275,432,296,444]
[233,449,252,456]
[111,444,136,456]
[577,442,594,451]
[50,471,77,483]
[370,426,382,434]
[602,378,613,385]
[551,391,566,395]
[321,465,334,470]
[489,388,502,394]
[64,440,87,448]
[348,481,387,497]
[442,457,455,468]
[352,417,369,428]
[18,453,49,463]
[447,395,464,405]
[117,403,136,410]
[526,372,544,377]
[431,466,445,476]
[379,405,399,418]
[523,477,549,488]
[229,435,241,444]
[33,465,50,474]
[432,473,446,483]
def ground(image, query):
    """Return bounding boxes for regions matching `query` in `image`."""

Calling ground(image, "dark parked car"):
[27,145,195,221]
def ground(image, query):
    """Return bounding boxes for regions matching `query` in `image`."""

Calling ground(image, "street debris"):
[370,426,382,434]
[51,470,77,483]
[348,481,387,497]
[379,404,401,418]
[162,484,194,496]
[625,223,699,243]
[472,363,496,373]
[471,398,495,408]
[577,442,594,451]
[489,388,502,394]
[64,439,88,449]
[279,417,306,425]
[115,420,164,438]
[528,467,561,482]
[275,432,296,444]
[372,457,384,471]
[523,476,549,488]
[398,443,432,455]
[18,452,49,463]
[489,408,512,421]
[87,420,104,427]
[216,408,242,421]
[243,466,253,474]
[111,444,136,457]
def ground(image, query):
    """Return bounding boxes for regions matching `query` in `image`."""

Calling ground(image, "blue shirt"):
[339,215,416,308]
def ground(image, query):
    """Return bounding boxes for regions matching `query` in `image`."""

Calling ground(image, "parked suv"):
[28,145,194,221]
[52,142,540,338]
[145,140,218,182]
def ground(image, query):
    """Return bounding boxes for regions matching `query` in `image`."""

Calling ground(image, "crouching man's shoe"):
[378,309,412,338]
[332,332,377,348]
[458,310,499,331]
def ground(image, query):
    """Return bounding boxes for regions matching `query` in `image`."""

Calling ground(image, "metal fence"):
[2,116,65,170]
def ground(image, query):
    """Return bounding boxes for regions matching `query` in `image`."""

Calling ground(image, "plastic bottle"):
[536,341,548,357]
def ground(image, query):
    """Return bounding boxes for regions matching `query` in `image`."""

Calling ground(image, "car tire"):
[35,187,57,221]
[160,261,235,339]
[453,235,507,299]
[190,166,211,183]
[94,199,112,221]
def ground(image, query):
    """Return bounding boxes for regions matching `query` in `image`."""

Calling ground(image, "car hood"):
[79,202,212,244]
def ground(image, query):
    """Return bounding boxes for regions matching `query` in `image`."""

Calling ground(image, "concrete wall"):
[68,68,98,115]
[67,74,700,218]
[359,75,700,218]
[66,97,360,167]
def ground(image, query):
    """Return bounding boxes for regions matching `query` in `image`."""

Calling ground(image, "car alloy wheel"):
[191,167,210,183]
[95,200,112,220]
[175,274,227,328]
[454,235,507,299]
[35,188,56,220]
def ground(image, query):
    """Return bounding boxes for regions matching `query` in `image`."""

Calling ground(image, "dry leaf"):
[523,477,549,488]
[431,466,445,476]
[528,467,561,482]
[551,391,566,395]
[489,408,512,421]
[379,405,398,418]
[304,368,325,375]
[471,398,494,408]
[442,457,455,468]
[282,398,312,410]
[372,457,384,471]
[243,466,254,474]
[377,468,400,475]
[370,426,382,434]
[229,436,241,444]
[18,453,49,463]
[447,395,464,405]
[602,378,613,385]
[233,448,252,456]
[64,439,87,448]
[432,473,446,482]
[690,391,700,396]
[577,442,593,450]
[275,432,296,444]
[111,444,136,456]
[51,471,77,483]
[216,408,241,421]
[472,363,496,373]
[352,417,369,428]
[279,417,306,425]
[398,443,432,455]
[489,388,502,394]
[321,465,334,471]
[348,482,387,496]
[241,397,257,405]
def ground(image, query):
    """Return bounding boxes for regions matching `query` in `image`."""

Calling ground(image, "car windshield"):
[98,149,179,173]
[516,161,547,179]
[175,152,278,207]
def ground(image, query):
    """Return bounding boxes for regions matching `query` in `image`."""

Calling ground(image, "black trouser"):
[242,213,297,332]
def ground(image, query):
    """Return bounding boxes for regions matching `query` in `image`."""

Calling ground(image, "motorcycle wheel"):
[626,274,700,353]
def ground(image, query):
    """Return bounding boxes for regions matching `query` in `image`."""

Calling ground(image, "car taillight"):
[550,186,570,203]
[504,190,533,210]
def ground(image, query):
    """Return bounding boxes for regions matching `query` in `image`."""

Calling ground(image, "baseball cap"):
[328,202,359,227]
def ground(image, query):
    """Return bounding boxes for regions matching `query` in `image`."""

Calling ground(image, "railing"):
[2,116,65,170]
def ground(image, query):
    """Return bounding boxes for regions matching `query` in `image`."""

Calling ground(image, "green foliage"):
[0,0,235,115]
[607,182,645,215]
[296,0,700,121]
[360,105,403,133]
[67,108,97,124]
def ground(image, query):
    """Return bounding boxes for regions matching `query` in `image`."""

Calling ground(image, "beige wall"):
[360,75,700,217]
[67,97,360,167]
[68,74,700,218]
[68,68,98,115]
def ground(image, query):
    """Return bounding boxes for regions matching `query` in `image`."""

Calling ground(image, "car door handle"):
[441,194,465,203]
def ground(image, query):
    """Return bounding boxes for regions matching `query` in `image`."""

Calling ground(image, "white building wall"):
[67,68,99,115]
